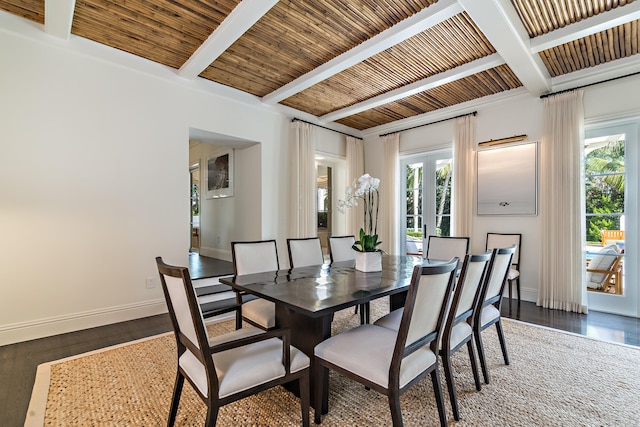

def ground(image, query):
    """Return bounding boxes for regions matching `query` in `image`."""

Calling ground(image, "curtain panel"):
[538,90,587,314]
[345,136,364,236]
[382,134,400,255]
[453,114,476,238]
[289,121,317,238]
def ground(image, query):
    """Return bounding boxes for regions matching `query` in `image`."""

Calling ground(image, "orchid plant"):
[337,174,382,252]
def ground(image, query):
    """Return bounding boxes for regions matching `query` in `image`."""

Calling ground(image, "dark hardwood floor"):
[189,252,234,279]
[1,254,638,426]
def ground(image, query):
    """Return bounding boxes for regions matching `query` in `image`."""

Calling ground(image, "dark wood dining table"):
[220,254,428,413]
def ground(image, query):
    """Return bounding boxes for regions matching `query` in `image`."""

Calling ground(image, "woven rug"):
[26,299,640,427]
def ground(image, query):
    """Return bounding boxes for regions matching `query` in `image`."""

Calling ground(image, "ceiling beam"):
[178,0,278,80]
[530,1,640,53]
[320,54,504,123]
[44,0,76,40]
[458,0,551,96]
[261,0,463,105]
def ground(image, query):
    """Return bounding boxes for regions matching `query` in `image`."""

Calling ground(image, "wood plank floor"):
[1,254,638,426]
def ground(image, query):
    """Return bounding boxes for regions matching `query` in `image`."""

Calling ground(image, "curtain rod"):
[540,71,640,99]
[379,111,477,137]
[291,118,363,140]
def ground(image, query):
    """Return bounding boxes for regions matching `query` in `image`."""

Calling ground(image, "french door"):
[585,121,638,317]
[400,150,453,255]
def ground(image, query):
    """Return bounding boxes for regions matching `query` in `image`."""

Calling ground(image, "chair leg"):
[234,307,242,330]
[442,350,460,421]
[204,404,219,427]
[466,340,482,391]
[388,389,403,427]
[299,370,310,427]
[474,328,490,384]
[167,372,184,427]
[516,277,521,305]
[314,364,328,424]
[495,320,510,365]
[430,368,448,427]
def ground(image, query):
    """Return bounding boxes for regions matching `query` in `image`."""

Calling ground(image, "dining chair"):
[314,259,459,427]
[155,257,310,427]
[426,235,470,261]
[473,245,516,384]
[328,235,370,323]
[440,251,492,421]
[287,237,324,268]
[231,240,280,330]
[486,233,522,306]
[328,235,356,262]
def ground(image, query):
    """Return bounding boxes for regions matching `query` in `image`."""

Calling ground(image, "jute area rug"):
[26,299,640,427]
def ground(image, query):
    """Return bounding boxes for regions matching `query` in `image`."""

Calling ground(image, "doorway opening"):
[190,163,200,253]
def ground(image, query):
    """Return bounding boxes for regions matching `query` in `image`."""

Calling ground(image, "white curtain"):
[453,114,476,238]
[538,90,588,314]
[289,121,317,238]
[381,134,400,255]
[345,136,364,236]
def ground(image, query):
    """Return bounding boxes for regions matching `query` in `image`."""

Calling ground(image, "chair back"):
[486,233,521,269]
[395,259,459,354]
[479,246,516,306]
[426,236,469,261]
[601,229,624,245]
[156,257,217,394]
[328,235,356,262]
[287,237,324,268]
[453,252,492,319]
[231,240,279,275]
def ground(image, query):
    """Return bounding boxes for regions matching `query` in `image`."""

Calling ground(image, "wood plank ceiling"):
[2,0,639,132]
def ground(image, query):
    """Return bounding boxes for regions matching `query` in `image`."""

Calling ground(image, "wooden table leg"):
[276,305,333,414]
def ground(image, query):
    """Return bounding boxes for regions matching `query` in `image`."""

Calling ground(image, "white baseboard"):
[199,246,232,262]
[0,299,167,346]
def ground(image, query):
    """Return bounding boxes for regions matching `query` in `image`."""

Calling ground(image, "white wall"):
[0,14,291,345]
[364,78,640,308]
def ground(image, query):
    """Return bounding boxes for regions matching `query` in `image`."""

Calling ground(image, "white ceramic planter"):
[355,251,382,272]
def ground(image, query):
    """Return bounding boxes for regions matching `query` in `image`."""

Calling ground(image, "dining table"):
[220,254,436,413]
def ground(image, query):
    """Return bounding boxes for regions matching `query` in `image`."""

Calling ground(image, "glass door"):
[401,150,453,256]
[585,121,638,317]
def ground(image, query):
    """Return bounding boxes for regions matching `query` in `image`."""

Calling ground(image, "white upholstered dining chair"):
[440,251,492,420]
[486,233,522,305]
[313,259,459,427]
[287,237,325,268]
[425,235,469,261]
[473,246,516,384]
[374,252,493,421]
[327,235,370,323]
[328,235,356,262]
[155,257,310,427]
[231,240,280,330]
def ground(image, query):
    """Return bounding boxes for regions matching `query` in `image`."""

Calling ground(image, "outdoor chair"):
[586,244,623,294]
